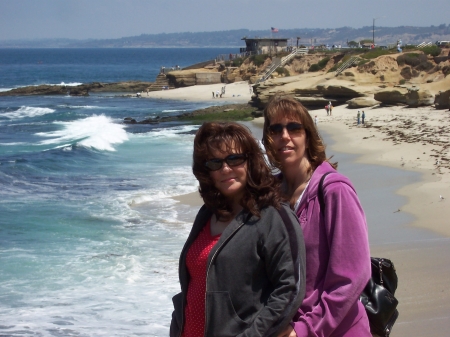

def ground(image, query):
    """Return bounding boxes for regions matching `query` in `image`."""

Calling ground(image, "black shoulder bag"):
[318,172,399,337]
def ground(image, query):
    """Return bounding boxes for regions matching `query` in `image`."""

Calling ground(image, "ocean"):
[0,48,238,337]
[0,48,440,337]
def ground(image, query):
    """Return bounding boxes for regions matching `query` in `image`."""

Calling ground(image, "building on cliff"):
[241,37,289,55]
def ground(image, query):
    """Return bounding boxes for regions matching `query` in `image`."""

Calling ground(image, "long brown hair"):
[262,94,337,172]
[193,122,281,220]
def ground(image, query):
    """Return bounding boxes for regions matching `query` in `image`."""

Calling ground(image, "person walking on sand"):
[329,102,333,116]
[262,95,371,337]
[216,90,219,98]
[357,110,361,125]
[362,111,365,125]
[314,115,318,126]
[212,91,215,99]
[325,104,329,116]
[170,122,306,337]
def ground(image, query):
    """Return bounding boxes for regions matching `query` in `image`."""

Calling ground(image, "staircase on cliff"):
[255,47,309,84]
[334,57,359,76]
[147,74,174,91]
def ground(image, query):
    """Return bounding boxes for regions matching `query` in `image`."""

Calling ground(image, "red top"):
[182,218,221,337]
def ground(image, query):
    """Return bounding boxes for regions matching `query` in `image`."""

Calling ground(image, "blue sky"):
[0,0,449,40]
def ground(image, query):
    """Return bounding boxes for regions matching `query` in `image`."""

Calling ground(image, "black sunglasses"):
[205,154,248,171]
[268,122,303,136]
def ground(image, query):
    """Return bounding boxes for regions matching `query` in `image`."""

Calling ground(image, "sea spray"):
[36,114,129,151]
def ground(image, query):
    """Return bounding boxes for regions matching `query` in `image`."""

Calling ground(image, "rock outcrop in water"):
[0,81,153,96]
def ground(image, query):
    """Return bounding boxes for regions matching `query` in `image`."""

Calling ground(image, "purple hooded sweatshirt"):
[291,162,371,337]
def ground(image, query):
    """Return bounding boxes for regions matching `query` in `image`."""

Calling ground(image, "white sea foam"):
[162,109,188,113]
[57,104,102,109]
[0,88,13,92]
[36,115,129,151]
[57,82,83,86]
[2,106,56,119]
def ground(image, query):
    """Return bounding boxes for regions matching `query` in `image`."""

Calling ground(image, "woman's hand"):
[277,325,297,337]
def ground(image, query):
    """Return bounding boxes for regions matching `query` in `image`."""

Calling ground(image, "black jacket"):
[170,203,306,337]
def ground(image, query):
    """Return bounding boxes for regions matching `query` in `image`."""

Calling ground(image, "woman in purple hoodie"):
[262,95,371,337]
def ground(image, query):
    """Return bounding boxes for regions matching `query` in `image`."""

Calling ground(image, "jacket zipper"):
[203,220,247,337]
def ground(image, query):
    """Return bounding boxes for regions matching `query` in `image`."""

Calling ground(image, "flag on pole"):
[271,27,279,33]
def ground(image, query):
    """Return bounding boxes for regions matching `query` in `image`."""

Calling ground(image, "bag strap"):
[318,172,334,213]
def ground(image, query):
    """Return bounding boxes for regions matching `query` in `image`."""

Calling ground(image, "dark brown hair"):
[262,94,337,172]
[193,122,281,220]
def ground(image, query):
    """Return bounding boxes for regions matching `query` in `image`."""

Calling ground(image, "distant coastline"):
[1,25,449,48]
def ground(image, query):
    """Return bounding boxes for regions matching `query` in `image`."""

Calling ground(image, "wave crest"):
[36,115,128,151]
[2,106,56,119]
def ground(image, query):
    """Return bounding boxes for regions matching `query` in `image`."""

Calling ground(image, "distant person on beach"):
[212,91,215,98]
[325,104,329,116]
[262,95,371,337]
[314,115,318,126]
[170,122,306,337]
[329,101,333,116]
[357,110,361,125]
[216,90,219,98]
[362,111,365,124]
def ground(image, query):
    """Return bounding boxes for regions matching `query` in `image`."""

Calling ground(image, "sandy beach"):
[166,82,450,336]
[142,81,252,102]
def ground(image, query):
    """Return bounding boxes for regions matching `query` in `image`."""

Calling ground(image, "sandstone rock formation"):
[374,87,434,107]
[165,69,221,87]
[434,90,450,109]
[346,97,381,109]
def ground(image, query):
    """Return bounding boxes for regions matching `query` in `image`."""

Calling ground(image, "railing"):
[256,59,282,83]
[417,42,432,48]
[215,51,256,63]
[255,47,309,84]
[335,56,359,76]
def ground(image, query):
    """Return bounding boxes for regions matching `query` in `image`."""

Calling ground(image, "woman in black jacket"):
[170,122,306,337]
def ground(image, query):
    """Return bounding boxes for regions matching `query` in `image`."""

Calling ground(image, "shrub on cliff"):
[420,45,441,57]
[317,57,330,68]
[361,49,395,59]
[397,53,422,66]
[250,54,269,67]
[308,64,321,72]
[232,58,244,67]
[309,57,330,72]
[275,67,290,76]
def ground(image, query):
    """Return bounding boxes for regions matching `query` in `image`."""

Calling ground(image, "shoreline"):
[314,104,449,237]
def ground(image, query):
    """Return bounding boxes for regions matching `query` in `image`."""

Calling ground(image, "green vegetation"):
[308,64,321,72]
[250,54,270,67]
[178,108,255,122]
[232,57,244,67]
[420,45,441,57]
[357,59,369,66]
[225,57,245,67]
[361,49,396,59]
[275,67,290,76]
[309,57,330,72]
[397,53,421,66]
[399,79,406,85]
[317,57,330,68]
